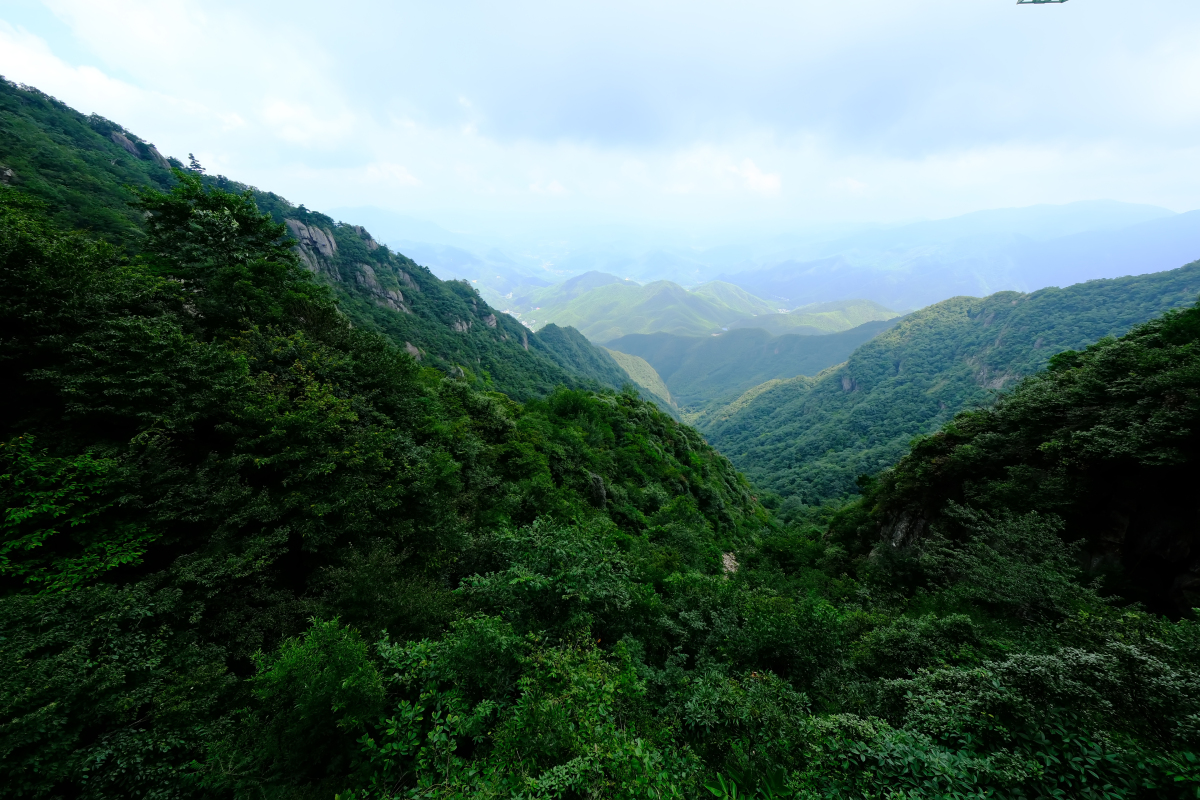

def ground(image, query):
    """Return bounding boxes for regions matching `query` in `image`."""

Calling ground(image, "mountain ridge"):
[702,262,1200,514]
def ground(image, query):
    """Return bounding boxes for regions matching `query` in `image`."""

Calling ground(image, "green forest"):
[3,78,1200,800]
[703,267,1200,518]
[607,320,895,412]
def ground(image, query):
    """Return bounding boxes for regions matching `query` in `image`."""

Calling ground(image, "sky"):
[2,0,1200,242]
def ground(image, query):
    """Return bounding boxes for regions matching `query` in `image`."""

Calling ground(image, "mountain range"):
[0,79,656,407]
[6,76,1200,798]
[340,199,1200,317]
[507,272,897,342]
[699,261,1200,515]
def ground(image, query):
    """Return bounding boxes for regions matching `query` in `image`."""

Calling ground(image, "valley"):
[3,74,1200,800]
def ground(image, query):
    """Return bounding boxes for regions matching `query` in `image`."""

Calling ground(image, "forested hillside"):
[703,264,1200,513]
[5,184,1200,798]
[609,319,895,411]
[0,78,632,402]
[4,77,1200,800]
[602,347,676,409]
[835,300,1200,617]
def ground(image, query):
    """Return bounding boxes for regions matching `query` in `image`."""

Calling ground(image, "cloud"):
[1,0,1198,235]
[731,160,781,196]
[530,180,567,196]
[261,99,355,145]
[365,162,421,186]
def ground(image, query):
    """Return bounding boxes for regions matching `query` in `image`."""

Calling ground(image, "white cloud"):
[1,0,1198,234]
[730,159,781,196]
[364,162,421,186]
[530,180,567,196]
[261,99,355,145]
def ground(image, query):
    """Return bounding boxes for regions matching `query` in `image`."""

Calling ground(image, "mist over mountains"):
[336,199,1200,314]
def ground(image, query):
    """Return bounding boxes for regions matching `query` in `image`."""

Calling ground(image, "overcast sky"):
[2,0,1199,239]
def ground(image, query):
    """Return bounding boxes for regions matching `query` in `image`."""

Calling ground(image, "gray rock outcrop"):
[110,131,140,156]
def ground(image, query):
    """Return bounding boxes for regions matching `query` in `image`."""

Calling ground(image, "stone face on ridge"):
[351,225,380,250]
[285,218,338,258]
[397,270,420,291]
[110,131,140,156]
[146,145,171,169]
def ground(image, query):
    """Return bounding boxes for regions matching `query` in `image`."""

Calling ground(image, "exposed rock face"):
[285,219,338,258]
[722,552,739,574]
[351,262,410,312]
[378,289,408,312]
[146,145,171,169]
[110,131,140,156]
[483,314,497,329]
[521,331,529,351]
[355,263,382,292]
[588,472,607,508]
[397,270,420,292]
[285,218,344,283]
[841,374,856,392]
[452,320,472,333]
[351,225,380,250]
[0,166,14,185]
[881,511,926,548]
[404,342,422,360]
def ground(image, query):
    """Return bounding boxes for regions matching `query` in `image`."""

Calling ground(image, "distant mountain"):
[701,261,1200,511]
[606,319,895,410]
[721,205,1200,311]
[520,270,630,309]
[516,278,777,341]
[0,79,627,402]
[726,299,899,336]
[689,280,779,316]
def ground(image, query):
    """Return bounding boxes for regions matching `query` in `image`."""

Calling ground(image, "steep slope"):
[6,87,1200,800]
[602,347,674,408]
[835,298,1200,616]
[727,299,899,336]
[704,263,1200,509]
[0,78,176,251]
[0,78,623,401]
[0,186,768,799]
[608,319,896,409]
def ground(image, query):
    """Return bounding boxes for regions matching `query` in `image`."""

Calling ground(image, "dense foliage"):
[4,180,1200,799]
[4,79,1200,800]
[704,268,1200,515]
[608,321,894,413]
[840,301,1200,617]
[0,77,176,251]
[0,78,637,404]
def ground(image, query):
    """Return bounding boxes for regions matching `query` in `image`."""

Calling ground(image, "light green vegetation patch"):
[603,346,675,407]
